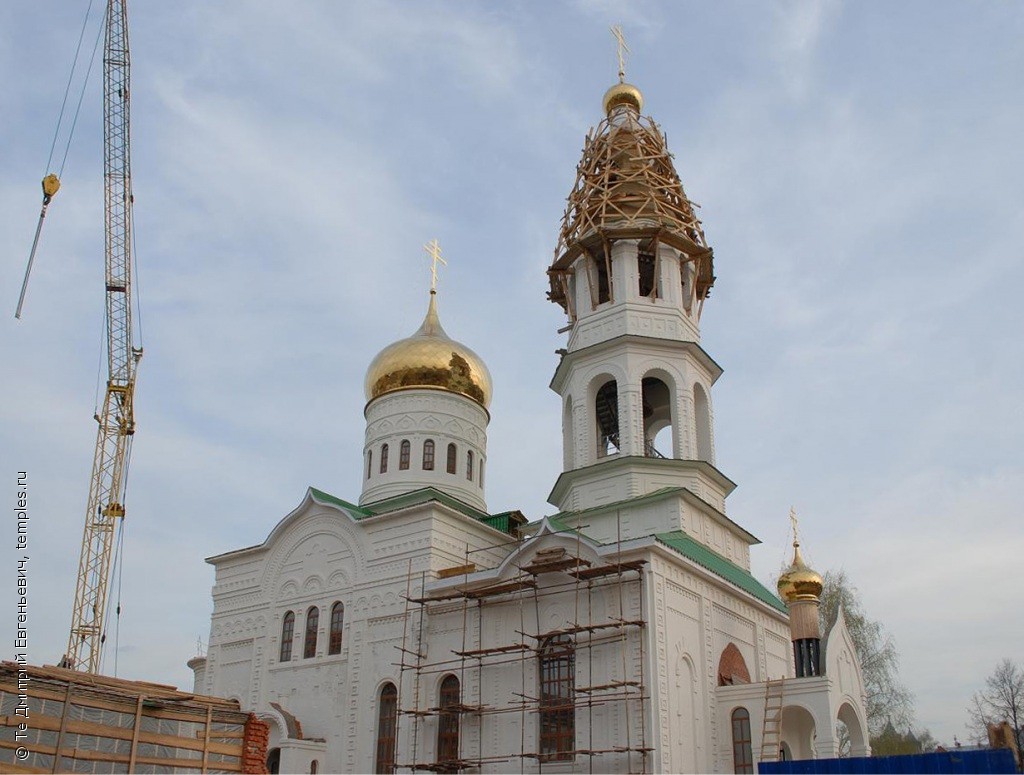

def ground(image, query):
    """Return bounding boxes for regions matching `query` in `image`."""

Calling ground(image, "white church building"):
[188,72,870,774]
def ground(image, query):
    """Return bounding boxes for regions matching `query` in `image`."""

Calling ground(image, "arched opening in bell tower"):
[591,252,611,306]
[638,247,658,298]
[562,395,574,469]
[641,375,674,458]
[693,383,713,462]
[594,379,619,457]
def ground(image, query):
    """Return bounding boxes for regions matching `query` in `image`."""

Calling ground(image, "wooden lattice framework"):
[547,103,715,313]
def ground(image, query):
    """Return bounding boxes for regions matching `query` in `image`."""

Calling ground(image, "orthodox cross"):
[425,238,446,293]
[790,506,800,546]
[611,25,630,82]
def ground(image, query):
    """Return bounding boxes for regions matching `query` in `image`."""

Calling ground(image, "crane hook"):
[14,174,62,319]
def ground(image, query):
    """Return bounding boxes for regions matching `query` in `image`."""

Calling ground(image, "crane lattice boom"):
[65,0,141,674]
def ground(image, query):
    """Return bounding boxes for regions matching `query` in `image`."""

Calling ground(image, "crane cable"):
[98,517,126,677]
[14,2,103,319]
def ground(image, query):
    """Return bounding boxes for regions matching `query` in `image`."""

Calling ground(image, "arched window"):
[328,602,344,655]
[423,439,435,470]
[446,443,457,474]
[310,761,318,774]
[466,450,474,481]
[380,443,389,474]
[303,606,319,659]
[399,440,410,470]
[375,683,398,774]
[731,707,753,774]
[539,635,574,761]
[366,450,373,479]
[279,612,294,662]
[436,675,461,771]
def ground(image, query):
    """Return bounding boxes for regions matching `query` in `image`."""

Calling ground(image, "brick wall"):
[242,714,270,774]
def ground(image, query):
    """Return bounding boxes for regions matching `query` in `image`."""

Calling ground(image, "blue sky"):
[1,1,1022,746]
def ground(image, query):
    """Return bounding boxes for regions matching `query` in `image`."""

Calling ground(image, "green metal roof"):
[309,487,371,517]
[363,487,491,520]
[655,530,788,614]
[527,487,685,532]
[312,486,521,534]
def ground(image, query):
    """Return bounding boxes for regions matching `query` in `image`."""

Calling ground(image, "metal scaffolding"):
[394,529,652,773]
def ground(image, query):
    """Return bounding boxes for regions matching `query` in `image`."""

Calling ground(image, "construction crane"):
[62,0,143,673]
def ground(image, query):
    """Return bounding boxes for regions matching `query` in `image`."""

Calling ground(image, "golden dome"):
[364,293,492,408]
[602,81,644,115]
[777,543,823,604]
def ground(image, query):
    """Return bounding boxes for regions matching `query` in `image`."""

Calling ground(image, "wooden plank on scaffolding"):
[463,578,537,599]
[569,559,646,580]
[50,683,72,775]
[436,563,476,579]
[0,713,243,756]
[127,694,143,773]
[201,704,212,773]
[454,643,530,658]
[576,680,641,694]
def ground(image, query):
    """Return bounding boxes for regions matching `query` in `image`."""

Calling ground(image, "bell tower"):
[547,45,733,521]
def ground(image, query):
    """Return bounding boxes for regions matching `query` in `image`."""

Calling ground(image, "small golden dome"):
[777,543,823,603]
[602,81,644,115]
[364,293,492,408]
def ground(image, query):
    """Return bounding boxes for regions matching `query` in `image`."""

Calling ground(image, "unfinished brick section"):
[242,715,270,774]
[718,642,752,686]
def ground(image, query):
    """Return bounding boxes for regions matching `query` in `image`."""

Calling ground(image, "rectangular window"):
[539,636,575,761]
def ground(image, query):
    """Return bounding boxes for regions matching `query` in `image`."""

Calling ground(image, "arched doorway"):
[780,705,816,761]
[838,701,869,757]
[266,748,281,774]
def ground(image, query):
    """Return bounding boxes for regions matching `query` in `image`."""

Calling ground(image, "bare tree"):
[817,569,914,739]
[967,659,1023,754]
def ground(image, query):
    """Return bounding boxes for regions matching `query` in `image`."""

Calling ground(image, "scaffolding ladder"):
[759,678,785,763]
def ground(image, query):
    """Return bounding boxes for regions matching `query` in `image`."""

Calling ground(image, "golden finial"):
[603,26,643,115]
[611,24,629,83]
[424,238,447,295]
[778,506,823,604]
